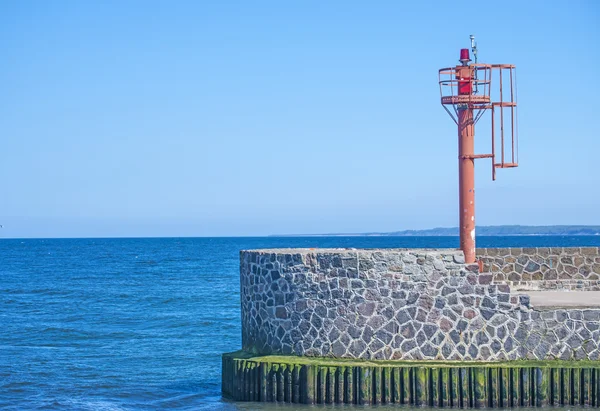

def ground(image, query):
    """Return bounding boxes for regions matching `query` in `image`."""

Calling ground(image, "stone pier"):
[223,248,600,406]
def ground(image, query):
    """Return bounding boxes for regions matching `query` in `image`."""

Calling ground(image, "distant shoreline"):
[270,225,600,237]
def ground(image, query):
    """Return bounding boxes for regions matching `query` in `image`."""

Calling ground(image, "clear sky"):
[1,1,598,238]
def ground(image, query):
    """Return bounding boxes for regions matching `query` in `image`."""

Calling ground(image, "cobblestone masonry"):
[240,249,600,361]
[477,247,600,291]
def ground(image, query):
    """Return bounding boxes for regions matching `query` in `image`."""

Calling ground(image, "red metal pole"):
[456,53,476,263]
[458,107,476,263]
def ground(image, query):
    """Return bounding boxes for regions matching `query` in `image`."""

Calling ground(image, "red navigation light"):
[460,48,470,62]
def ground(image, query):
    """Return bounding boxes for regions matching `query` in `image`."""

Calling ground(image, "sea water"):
[2,236,599,410]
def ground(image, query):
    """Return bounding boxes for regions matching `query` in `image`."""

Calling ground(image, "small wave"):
[40,326,85,334]
[136,260,158,265]
[150,392,205,407]
[58,399,126,411]
[0,344,76,350]
[27,289,74,297]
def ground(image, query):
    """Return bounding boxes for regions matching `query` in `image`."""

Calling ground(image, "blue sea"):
[2,236,600,410]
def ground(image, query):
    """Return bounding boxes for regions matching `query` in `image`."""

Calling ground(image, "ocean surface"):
[2,236,600,410]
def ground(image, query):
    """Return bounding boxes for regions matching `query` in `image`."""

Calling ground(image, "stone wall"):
[240,249,600,361]
[477,247,600,291]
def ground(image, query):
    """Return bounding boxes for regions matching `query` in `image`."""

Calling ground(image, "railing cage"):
[439,64,518,180]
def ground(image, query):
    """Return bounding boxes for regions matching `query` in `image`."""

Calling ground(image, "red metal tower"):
[439,36,518,263]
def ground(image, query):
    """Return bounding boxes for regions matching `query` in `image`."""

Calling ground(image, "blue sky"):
[1,0,598,238]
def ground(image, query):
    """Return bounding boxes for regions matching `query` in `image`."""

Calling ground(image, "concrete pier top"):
[528,291,600,308]
[242,248,463,255]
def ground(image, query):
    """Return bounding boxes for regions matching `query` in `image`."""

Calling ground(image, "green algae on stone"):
[222,350,600,369]
[223,351,600,406]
